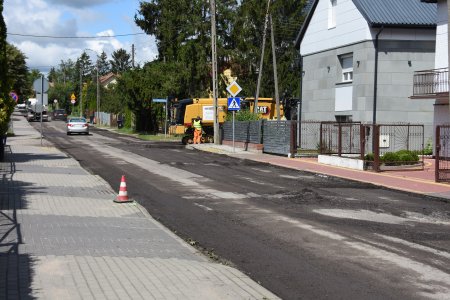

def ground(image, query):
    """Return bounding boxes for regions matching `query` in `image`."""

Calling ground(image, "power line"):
[7,32,146,39]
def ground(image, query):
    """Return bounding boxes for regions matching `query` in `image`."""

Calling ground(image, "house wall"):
[436,0,449,69]
[301,0,370,56]
[301,39,436,139]
[301,0,435,56]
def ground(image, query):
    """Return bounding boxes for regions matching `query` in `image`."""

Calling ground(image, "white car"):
[17,103,26,111]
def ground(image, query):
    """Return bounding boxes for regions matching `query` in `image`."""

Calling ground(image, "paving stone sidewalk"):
[0,113,279,300]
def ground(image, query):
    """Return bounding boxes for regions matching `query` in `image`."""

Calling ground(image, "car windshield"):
[69,118,86,123]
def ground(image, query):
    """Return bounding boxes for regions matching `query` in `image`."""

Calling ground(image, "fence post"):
[290,121,297,157]
[360,124,365,160]
[319,122,323,154]
[338,123,342,156]
[374,125,380,172]
[435,126,440,182]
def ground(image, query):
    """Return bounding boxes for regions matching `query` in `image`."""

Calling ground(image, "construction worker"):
[193,116,202,144]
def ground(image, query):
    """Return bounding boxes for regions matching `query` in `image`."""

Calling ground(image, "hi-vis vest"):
[193,120,202,130]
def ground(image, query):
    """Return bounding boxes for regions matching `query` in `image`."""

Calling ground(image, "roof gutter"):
[372,25,384,152]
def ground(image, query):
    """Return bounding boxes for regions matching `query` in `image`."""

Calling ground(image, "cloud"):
[45,0,113,9]
[4,0,158,73]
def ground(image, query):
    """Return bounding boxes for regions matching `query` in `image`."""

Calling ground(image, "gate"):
[436,125,450,182]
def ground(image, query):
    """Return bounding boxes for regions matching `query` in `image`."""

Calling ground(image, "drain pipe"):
[372,26,384,154]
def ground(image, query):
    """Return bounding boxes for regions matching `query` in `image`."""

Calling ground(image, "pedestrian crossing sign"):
[227,97,241,111]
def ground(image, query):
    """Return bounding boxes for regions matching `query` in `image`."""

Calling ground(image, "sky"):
[4,0,158,74]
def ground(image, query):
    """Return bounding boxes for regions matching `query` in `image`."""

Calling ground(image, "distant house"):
[410,0,449,140]
[295,0,437,139]
[99,72,119,89]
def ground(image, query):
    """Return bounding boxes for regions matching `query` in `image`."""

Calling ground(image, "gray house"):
[295,0,437,139]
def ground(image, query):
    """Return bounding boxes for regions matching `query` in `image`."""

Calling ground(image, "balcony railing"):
[413,68,448,97]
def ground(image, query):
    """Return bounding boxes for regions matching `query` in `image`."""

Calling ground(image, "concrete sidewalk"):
[0,113,279,300]
[190,143,450,200]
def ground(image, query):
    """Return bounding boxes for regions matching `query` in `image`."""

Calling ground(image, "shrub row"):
[364,150,420,166]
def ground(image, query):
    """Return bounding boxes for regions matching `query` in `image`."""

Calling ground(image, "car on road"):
[52,109,67,121]
[66,117,89,135]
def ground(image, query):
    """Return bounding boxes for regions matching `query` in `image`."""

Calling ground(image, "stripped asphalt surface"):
[35,120,450,299]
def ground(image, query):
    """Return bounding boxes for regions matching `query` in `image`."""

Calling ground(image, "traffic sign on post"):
[33,77,49,94]
[226,81,242,97]
[10,92,18,102]
[227,97,241,111]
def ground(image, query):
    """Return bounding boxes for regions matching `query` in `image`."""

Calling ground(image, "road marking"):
[376,234,450,259]
[194,203,213,211]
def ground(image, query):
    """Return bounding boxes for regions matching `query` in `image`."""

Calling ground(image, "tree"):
[114,61,185,132]
[97,51,110,76]
[0,0,14,159]
[110,48,131,74]
[6,43,30,100]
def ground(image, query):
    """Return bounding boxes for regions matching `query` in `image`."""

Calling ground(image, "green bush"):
[364,153,374,161]
[377,150,420,166]
[381,152,398,166]
[226,109,260,121]
[424,139,433,155]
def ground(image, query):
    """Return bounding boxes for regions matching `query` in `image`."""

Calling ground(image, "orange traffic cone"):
[114,175,132,203]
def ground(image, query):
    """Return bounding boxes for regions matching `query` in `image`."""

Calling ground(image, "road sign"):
[10,91,18,102]
[226,81,242,97]
[152,98,167,103]
[71,93,76,101]
[71,99,76,104]
[227,97,241,111]
[33,77,49,94]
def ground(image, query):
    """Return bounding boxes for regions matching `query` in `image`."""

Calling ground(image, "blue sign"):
[152,98,167,103]
[227,97,241,111]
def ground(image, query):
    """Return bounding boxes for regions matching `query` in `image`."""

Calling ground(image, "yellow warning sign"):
[226,81,242,97]
[71,93,76,100]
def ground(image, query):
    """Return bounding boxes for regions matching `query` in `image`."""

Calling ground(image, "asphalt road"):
[34,119,450,300]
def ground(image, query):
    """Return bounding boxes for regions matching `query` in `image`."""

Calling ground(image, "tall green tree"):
[0,0,14,142]
[110,48,131,74]
[114,61,185,132]
[97,51,110,76]
[6,43,30,100]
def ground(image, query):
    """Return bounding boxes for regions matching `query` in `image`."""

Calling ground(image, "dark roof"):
[295,0,437,49]
[353,0,436,28]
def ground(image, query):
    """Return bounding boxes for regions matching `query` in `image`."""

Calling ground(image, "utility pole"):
[270,14,280,120]
[132,44,135,69]
[254,0,271,113]
[210,0,219,144]
[79,66,82,117]
[96,61,100,125]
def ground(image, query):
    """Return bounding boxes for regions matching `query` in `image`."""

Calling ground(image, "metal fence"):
[222,120,262,144]
[413,68,449,96]
[362,124,424,171]
[318,122,424,171]
[319,122,362,156]
[262,120,296,156]
[298,121,321,154]
[435,125,450,182]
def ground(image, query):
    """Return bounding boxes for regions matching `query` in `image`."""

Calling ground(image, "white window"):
[340,55,353,82]
[328,0,337,29]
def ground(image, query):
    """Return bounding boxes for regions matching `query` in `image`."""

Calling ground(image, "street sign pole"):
[232,111,235,152]
[40,75,44,146]
[165,98,168,137]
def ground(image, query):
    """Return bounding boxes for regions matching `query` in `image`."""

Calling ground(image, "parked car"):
[66,117,89,135]
[16,103,26,112]
[52,109,67,121]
